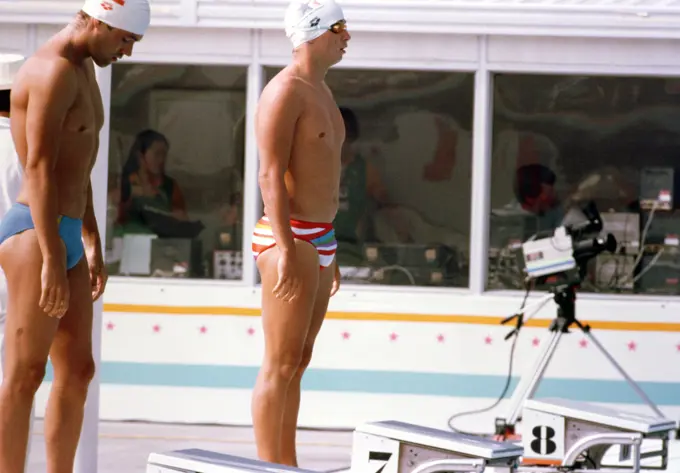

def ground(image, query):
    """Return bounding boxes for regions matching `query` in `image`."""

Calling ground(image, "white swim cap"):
[284,0,345,49]
[0,54,25,91]
[82,0,151,36]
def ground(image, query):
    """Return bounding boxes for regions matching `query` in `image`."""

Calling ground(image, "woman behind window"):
[117,129,188,233]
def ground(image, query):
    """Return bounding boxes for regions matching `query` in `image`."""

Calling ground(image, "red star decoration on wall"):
[676,343,680,352]
[342,331,350,340]
[532,337,540,347]
[484,336,493,345]
[152,324,161,333]
[247,327,255,336]
[437,334,445,343]
[199,326,208,334]
[579,339,588,348]
[106,322,115,331]
[389,332,398,341]
[627,341,636,351]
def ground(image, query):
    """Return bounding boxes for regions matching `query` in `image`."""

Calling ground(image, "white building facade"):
[2,0,680,434]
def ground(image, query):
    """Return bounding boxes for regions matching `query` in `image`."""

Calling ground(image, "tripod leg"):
[585,331,665,418]
[505,329,563,427]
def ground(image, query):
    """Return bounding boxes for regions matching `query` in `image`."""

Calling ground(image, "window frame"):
[484,55,680,302]
[105,57,253,288]
[259,59,481,294]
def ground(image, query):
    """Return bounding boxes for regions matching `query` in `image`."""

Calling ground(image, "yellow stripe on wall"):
[103,304,680,332]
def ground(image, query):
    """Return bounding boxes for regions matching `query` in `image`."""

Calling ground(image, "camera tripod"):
[494,282,666,437]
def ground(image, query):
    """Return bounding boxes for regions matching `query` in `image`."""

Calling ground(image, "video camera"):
[520,201,617,287]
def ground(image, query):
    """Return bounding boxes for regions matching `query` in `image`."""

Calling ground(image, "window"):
[105,64,247,281]
[263,67,474,288]
[488,73,680,296]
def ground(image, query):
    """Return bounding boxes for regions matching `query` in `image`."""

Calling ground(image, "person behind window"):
[334,107,389,255]
[117,129,188,233]
[514,163,564,232]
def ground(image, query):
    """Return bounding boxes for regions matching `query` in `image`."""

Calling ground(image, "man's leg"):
[280,258,334,467]
[44,256,95,473]
[0,232,62,473]
[252,239,320,465]
[0,278,35,472]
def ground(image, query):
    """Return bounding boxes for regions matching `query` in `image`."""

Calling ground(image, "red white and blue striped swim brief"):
[251,216,337,269]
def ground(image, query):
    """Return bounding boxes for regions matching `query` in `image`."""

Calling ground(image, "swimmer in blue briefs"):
[0,1,150,471]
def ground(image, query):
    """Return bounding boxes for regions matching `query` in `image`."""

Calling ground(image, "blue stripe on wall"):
[43,362,680,405]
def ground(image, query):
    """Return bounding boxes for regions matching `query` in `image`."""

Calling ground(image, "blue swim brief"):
[0,203,84,270]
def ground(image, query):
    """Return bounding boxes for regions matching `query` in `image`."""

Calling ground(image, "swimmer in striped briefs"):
[250,0,351,466]
[0,1,149,471]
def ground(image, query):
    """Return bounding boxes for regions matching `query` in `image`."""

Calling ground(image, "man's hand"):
[330,261,341,297]
[40,258,70,318]
[86,245,108,301]
[273,250,302,302]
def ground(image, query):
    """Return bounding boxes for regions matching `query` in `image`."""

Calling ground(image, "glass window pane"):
[263,67,474,288]
[488,72,680,295]
[106,64,247,281]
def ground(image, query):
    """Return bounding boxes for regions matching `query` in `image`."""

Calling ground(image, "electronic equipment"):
[640,167,674,211]
[520,201,617,286]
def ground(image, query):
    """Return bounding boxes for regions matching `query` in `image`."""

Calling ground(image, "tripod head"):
[500,280,585,341]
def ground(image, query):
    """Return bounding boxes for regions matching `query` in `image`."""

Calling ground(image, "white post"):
[468,36,493,294]
[74,63,111,473]
[241,30,264,285]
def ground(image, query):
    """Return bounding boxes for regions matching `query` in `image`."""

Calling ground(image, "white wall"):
[33,281,680,432]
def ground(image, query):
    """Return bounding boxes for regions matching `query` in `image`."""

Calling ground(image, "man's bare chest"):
[62,68,104,136]
[303,102,345,147]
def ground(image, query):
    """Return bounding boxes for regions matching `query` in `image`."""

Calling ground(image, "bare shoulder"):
[21,54,79,100]
[258,71,307,113]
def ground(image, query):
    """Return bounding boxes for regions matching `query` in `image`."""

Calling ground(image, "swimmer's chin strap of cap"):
[284,0,344,49]
[81,0,151,36]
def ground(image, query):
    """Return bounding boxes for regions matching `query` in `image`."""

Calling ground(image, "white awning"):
[2,1,680,46]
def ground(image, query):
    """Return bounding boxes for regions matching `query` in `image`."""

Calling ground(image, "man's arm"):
[24,58,78,264]
[83,59,102,253]
[82,180,101,254]
[255,80,303,255]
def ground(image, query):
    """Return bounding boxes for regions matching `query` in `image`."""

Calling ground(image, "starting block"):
[146,448,320,473]
[146,420,524,473]
[519,397,678,472]
[352,420,524,473]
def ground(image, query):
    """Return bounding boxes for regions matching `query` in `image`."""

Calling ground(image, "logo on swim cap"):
[310,17,320,27]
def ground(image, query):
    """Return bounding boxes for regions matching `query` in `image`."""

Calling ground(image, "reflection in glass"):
[105,64,247,280]
[488,73,680,295]
[264,67,474,288]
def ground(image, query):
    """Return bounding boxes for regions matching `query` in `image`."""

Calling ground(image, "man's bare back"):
[11,39,104,221]
[258,68,344,224]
